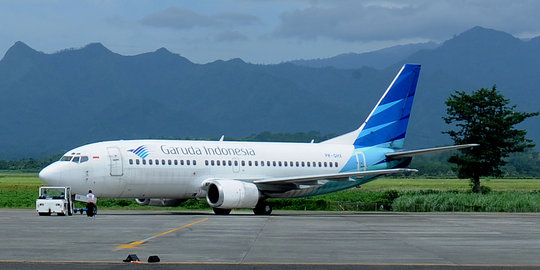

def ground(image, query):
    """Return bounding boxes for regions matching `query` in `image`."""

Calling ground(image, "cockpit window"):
[62,155,89,163]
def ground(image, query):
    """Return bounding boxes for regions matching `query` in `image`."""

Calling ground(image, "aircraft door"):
[107,147,124,176]
[355,152,366,171]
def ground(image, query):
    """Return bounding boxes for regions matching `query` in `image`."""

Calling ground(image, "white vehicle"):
[36,186,73,216]
[38,64,476,215]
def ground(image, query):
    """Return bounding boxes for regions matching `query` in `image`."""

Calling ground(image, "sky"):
[1,0,540,64]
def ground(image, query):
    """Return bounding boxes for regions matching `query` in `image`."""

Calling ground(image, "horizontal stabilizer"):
[253,168,417,185]
[385,144,479,159]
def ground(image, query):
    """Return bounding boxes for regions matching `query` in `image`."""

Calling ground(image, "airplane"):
[39,63,477,215]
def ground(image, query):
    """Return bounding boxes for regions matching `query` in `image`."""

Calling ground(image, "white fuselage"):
[39,139,365,199]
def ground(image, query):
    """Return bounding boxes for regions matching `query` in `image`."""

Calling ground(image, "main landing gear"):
[212,200,273,215]
[212,208,232,215]
[253,200,272,215]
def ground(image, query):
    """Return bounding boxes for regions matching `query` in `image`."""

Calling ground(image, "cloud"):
[274,0,540,42]
[215,30,248,42]
[140,7,260,30]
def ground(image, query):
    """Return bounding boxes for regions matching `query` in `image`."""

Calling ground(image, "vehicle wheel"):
[38,212,51,216]
[57,213,65,216]
[253,201,272,215]
[213,208,232,215]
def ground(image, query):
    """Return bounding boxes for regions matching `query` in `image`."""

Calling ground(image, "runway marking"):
[116,217,208,249]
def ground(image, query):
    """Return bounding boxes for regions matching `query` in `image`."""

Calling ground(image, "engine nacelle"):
[135,198,186,207]
[205,179,260,209]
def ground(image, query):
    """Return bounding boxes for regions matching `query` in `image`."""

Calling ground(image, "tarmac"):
[1,209,539,269]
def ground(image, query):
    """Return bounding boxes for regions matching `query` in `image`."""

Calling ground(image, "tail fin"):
[322,64,421,149]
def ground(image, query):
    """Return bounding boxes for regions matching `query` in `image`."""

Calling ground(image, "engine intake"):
[205,179,260,209]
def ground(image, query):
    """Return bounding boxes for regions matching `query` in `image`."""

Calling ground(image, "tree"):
[444,86,538,193]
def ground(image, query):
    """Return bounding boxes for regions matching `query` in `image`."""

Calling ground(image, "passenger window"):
[167,160,171,165]
[129,159,133,165]
[241,160,245,166]
[212,160,216,166]
[278,161,282,167]
[222,160,226,166]
[283,161,287,167]
[174,160,178,165]
[72,157,80,163]
[192,160,196,165]
[149,159,153,165]
[296,161,299,167]
[162,159,165,165]
[273,161,276,167]
[142,159,146,165]
[216,160,221,166]
[267,161,271,166]
[335,162,338,167]
[260,161,264,167]
[180,160,184,165]
[254,161,258,166]
[307,162,311,167]
[329,162,333,167]
[205,160,209,166]
[187,160,191,165]
[155,159,159,165]
[228,160,232,166]
[301,161,305,167]
[136,159,140,165]
[248,161,252,166]
[234,160,238,166]
[324,162,327,167]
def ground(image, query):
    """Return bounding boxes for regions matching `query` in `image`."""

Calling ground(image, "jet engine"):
[204,179,260,209]
[135,198,186,207]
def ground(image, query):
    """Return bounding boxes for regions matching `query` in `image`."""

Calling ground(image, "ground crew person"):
[86,190,96,217]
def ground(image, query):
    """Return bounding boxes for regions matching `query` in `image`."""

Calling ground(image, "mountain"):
[392,26,540,147]
[289,42,438,69]
[0,26,539,159]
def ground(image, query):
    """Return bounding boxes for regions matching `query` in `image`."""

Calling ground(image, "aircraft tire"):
[253,201,272,215]
[213,208,232,215]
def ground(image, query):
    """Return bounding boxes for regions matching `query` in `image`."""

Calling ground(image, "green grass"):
[1,172,539,212]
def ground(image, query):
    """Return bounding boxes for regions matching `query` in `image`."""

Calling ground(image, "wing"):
[252,168,417,185]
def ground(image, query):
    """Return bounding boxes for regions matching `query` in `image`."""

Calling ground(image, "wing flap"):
[252,168,417,185]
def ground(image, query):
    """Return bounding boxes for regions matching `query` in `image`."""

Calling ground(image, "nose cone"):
[39,162,64,186]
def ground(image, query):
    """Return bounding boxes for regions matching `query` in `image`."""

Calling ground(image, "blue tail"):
[353,64,421,149]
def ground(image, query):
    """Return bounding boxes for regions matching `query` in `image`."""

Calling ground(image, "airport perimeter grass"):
[1,172,539,212]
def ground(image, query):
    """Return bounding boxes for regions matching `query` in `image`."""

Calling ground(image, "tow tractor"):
[36,186,74,216]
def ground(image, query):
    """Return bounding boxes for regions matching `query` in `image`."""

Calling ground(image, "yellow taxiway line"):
[116,217,208,249]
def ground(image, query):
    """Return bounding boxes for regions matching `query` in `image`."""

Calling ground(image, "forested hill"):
[0,26,539,159]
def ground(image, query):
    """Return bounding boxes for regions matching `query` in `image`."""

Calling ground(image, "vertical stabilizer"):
[354,64,420,149]
[322,64,421,149]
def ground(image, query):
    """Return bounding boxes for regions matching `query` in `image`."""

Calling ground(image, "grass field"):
[1,172,539,212]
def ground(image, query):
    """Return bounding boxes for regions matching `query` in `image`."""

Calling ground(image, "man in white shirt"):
[86,190,97,217]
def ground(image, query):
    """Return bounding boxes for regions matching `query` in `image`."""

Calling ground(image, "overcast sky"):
[1,0,540,64]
